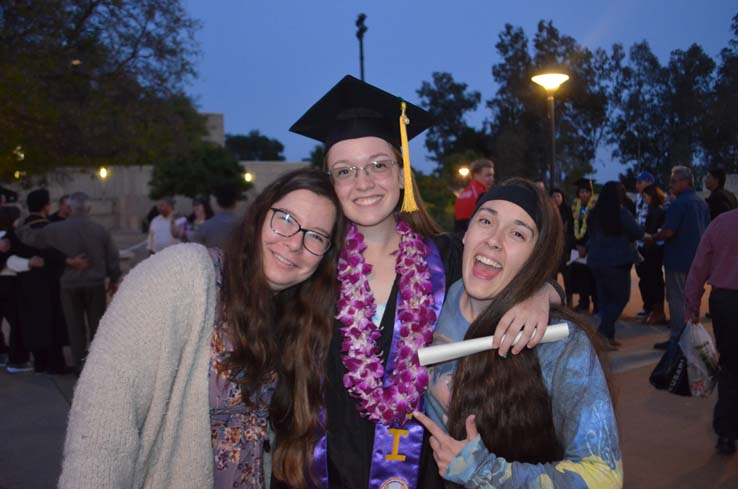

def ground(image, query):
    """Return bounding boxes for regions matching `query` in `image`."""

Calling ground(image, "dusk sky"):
[183,1,736,180]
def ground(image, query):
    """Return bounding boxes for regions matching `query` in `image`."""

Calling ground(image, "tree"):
[225,131,286,161]
[306,144,326,168]
[609,41,716,182]
[148,142,251,199]
[0,0,203,178]
[416,72,484,166]
[487,21,617,184]
[701,13,738,172]
[413,170,456,232]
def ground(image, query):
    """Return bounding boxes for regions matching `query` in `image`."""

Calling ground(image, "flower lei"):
[336,221,436,426]
[572,196,597,240]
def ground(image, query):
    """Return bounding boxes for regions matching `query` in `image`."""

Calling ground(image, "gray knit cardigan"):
[59,243,217,488]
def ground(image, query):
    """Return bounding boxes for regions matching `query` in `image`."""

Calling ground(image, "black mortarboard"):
[575,178,594,192]
[289,75,433,151]
[290,75,434,212]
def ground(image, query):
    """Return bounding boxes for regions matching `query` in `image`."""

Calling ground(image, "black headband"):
[474,185,540,223]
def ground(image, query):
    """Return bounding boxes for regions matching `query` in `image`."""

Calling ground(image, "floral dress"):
[209,249,277,488]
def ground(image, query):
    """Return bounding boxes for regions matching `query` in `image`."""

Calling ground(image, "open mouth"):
[472,254,503,280]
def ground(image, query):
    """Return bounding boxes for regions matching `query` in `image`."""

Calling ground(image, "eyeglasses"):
[269,208,332,256]
[327,160,398,183]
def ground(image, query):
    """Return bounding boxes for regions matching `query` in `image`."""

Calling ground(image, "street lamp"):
[98,166,109,180]
[531,72,569,189]
[244,171,254,183]
[458,167,470,177]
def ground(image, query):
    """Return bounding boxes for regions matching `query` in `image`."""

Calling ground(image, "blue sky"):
[183,1,736,181]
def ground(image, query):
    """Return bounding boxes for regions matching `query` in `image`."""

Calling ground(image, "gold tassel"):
[399,101,418,213]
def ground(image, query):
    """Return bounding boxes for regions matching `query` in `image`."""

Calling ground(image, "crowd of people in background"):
[0,180,248,379]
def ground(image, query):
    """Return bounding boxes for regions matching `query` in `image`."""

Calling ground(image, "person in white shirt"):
[147,197,179,254]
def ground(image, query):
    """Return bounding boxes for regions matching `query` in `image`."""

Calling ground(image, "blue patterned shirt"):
[425,280,623,488]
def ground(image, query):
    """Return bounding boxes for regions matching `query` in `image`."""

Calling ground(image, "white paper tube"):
[418,322,569,367]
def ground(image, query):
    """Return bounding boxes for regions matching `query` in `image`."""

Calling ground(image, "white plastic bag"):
[678,321,719,397]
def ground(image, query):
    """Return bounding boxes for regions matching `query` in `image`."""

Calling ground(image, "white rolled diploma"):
[418,322,569,366]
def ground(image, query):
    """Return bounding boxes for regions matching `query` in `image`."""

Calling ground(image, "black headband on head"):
[474,185,540,223]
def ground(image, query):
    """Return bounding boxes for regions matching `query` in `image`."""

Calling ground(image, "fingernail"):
[500,353,508,359]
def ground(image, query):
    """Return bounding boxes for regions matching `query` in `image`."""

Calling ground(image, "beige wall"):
[6,161,310,232]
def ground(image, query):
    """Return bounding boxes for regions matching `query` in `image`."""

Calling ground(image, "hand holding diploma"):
[418,322,569,367]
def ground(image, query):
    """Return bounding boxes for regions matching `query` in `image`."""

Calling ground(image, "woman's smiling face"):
[260,189,336,291]
[327,136,403,227]
[462,199,538,304]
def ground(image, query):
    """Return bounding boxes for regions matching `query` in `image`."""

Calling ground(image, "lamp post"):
[356,14,367,81]
[531,72,569,189]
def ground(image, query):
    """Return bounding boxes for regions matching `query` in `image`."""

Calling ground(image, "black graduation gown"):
[15,216,69,350]
[322,233,462,489]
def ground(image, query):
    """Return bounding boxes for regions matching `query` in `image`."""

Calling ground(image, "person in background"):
[416,179,621,488]
[172,196,214,242]
[0,205,41,373]
[16,192,122,374]
[634,172,656,319]
[18,189,87,374]
[640,184,667,325]
[685,209,738,456]
[550,188,575,305]
[49,194,71,222]
[618,181,636,216]
[704,167,737,220]
[454,159,495,232]
[147,196,179,254]
[192,182,241,249]
[570,178,598,313]
[647,165,710,350]
[58,168,346,489]
[586,181,644,350]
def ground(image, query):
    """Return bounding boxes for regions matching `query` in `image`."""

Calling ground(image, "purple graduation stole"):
[312,239,445,489]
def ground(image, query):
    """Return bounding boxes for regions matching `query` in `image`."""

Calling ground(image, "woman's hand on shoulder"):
[493,284,551,356]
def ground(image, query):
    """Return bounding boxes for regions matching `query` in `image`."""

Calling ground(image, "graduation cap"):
[290,75,434,212]
[574,178,594,193]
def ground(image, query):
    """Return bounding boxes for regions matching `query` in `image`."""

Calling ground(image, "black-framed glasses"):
[327,160,398,182]
[269,208,332,256]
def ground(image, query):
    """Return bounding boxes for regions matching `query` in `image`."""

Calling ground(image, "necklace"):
[336,221,436,425]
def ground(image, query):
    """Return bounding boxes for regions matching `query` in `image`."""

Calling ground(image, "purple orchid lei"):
[336,220,436,426]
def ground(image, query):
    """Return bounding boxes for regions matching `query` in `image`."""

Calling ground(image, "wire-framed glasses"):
[327,160,398,183]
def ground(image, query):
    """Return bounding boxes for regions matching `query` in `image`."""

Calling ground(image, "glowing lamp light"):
[531,73,569,92]
[244,171,254,183]
[458,167,470,177]
[13,170,23,180]
[13,146,24,161]
[98,167,109,180]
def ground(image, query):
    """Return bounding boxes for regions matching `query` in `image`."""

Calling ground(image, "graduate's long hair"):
[587,181,623,237]
[446,179,610,472]
[220,168,346,488]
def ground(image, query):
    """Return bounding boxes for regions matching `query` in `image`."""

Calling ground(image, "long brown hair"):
[219,168,346,488]
[446,178,610,470]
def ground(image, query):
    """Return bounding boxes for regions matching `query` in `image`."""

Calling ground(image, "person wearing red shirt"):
[454,159,494,232]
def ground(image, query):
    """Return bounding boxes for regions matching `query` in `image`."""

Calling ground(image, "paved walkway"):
[1,262,736,488]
